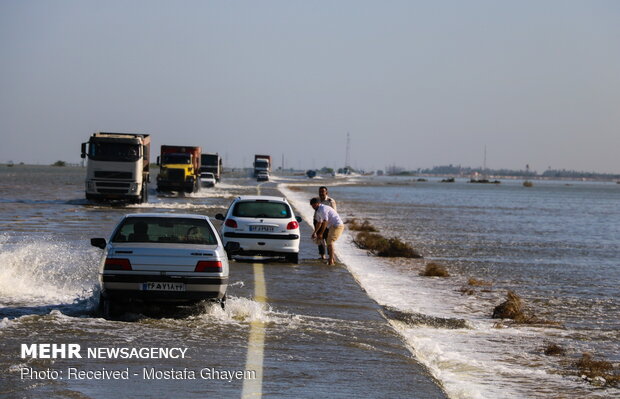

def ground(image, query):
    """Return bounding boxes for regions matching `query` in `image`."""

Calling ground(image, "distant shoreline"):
[2,163,619,183]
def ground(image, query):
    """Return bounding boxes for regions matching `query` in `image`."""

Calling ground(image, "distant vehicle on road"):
[81,132,150,204]
[200,172,216,187]
[216,196,301,263]
[200,153,222,182]
[156,145,201,193]
[91,213,229,318]
[253,154,271,177]
[256,171,269,182]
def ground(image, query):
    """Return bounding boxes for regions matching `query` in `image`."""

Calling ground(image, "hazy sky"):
[1,1,619,173]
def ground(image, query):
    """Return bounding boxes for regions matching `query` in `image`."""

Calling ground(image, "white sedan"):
[216,196,301,263]
[91,213,229,317]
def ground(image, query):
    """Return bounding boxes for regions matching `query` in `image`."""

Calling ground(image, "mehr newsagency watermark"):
[18,344,256,382]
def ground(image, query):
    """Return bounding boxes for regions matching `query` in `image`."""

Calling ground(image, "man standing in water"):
[314,186,337,259]
[311,197,344,265]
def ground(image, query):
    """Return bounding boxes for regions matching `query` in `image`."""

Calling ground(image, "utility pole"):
[345,132,351,169]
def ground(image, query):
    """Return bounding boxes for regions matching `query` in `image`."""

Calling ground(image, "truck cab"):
[253,154,271,177]
[81,133,150,204]
[156,146,201,193]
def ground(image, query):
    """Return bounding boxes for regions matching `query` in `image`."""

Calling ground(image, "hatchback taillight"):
[225,219,238,228]
[286,221,299,230]
[104,258,132,271]
[195,261,223,273]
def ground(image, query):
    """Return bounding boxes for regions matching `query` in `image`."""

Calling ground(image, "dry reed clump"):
[346,218,378,232]
[492,291,525,320]
[353,231,422,258]
[575,353,619,387]
[420,262,450,277]
[491,291,561,326]
[543,343,565,356]
[286,185,305,192]
[467,278,492,287]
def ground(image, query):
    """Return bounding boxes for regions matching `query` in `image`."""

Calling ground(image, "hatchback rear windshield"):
[233,201,291,219]
[112,217,218,245]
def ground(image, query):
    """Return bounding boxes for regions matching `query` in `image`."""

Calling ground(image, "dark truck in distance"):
[81,132,151,203]
[253,154,271,177]
[200,153,222,182]
[156,145,201,193]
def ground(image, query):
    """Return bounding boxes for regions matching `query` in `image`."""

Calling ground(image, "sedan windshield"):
[233,201,291,219]
[112,218,217,244]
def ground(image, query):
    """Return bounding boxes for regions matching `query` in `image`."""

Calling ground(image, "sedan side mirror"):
[296,216,303,223]
[215,214,225,221]
[91,238,107,249]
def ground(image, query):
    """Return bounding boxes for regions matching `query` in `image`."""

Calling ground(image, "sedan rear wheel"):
[99,294,120,319]
[286,253,299,264]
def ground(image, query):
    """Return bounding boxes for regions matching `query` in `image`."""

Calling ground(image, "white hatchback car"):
[91,213,229,317]
[216,196,301,263]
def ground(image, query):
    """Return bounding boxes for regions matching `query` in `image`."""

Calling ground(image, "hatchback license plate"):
[142,282,186,291]
[249,225,275,232]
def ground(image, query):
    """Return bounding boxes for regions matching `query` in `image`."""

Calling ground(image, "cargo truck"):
[81,132,150,203]
[253,154,271,177]
[200,153,223,182]
[156,145,201,193]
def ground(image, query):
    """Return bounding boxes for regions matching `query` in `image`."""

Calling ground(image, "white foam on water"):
[186,190,237,199]
[279,183,604,399]
[0,317,13,329]
[195,296,303,329]
[0,234,99,306]
[126,201,222,210]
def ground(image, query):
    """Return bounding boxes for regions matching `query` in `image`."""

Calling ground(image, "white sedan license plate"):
[249,225,275,232]
[142,282,186,291]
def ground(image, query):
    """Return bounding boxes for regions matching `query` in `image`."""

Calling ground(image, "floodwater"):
[0,166,446,399]
[282,176,620,399]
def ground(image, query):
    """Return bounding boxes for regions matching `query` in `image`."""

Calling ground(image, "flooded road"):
[0,166,446,398]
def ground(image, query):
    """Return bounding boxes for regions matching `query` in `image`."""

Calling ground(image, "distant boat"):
[470,177,501,184]
[523,164,533,187]
[470,146,500,184]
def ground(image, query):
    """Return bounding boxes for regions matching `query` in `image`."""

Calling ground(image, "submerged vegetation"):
[467,277,492,287]
[492,291,560,326]
[543,343,565,356]
[346,218,378,232]
[492,291,524,319]
[420,262,450,277]
[574,353,620,387]
[352,230,422,258]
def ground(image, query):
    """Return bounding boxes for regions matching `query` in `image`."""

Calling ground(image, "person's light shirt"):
[321,196,337,211]
[315,204,343,228]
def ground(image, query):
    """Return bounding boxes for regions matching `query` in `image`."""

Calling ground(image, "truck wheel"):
[140,183,148,203]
